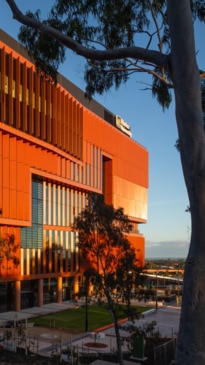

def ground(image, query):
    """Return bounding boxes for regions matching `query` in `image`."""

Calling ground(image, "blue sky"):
[1,1,204,258]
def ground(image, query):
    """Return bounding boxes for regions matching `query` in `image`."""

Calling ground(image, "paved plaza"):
[0,301,180,361]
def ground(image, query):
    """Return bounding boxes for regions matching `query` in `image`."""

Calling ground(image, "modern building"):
[0,29,148,312]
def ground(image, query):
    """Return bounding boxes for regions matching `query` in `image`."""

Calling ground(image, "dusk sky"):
[1,1,204,258]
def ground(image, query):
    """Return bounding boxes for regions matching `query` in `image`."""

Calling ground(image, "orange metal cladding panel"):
[16,139,24,220]
[1,128,80,222]
[8,52,13,126]
[0,42,34,68]
[0,131,2,211]
[66,159,71,179]
[21,141,31,221]
[9,137,17,218]
[112,138,148,187]
[15,57,20,129]
[13,141,29,221]
[2,134,10,218]
[83,109,148,188]
[126,234,145,267]
[103,159,113,205]
[0,48,6,123]
[64,94,69,152]
[28,66,34,136]
[61,158,66,178]
[35,73,40,138]
[22,61,28,133]
[112,176,147,220]
[61,91,66,151]
[9,137,17,189]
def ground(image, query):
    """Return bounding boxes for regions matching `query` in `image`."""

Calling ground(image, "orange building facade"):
[0,30,148,312]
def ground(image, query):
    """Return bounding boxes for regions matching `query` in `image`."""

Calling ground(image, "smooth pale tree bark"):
[168,2,205,364]
[4,0,205,363]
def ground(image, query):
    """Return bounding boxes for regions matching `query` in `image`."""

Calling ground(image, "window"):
[21,177,43,249]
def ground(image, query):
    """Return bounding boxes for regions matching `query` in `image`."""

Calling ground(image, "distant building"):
[0,29,148,312]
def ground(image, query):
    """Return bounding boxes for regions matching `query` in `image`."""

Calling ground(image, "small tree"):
[0,234,19,276]
[73,193,142,365]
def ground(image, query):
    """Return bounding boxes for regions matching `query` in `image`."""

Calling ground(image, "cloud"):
[148,198,188,209]
[145,239,189,259]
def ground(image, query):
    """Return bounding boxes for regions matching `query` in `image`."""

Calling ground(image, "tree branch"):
[147,0,163,53]
[6,0,169,69]
[87,57,173,88]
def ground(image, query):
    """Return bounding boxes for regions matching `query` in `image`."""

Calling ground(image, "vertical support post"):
[85,287,88,332]
[57,277,63,304]
[15,280,21,312]
[38,278,43,307]
[155,272,158,310]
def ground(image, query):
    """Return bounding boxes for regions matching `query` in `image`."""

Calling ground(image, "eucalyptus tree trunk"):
[168,1,205,364]
[105,290,124,365]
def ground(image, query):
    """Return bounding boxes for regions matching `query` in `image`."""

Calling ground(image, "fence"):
[154,338,176,365]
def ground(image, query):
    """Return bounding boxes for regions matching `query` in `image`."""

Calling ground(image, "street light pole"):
[177,265,180,306]
[85,289,88,332]
[155,272,158,310]
[85,278,88,332]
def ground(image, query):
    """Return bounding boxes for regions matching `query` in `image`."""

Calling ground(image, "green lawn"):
[29,304,151,332]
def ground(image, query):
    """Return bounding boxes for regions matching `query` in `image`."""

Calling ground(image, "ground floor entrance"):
[0,276,80,312]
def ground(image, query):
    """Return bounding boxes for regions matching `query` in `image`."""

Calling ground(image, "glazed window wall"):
[43,278,57,304]
[43,181,86,226]
[45,230,78,273]
[0,282,15,312]
[21,280,38,309]
[21,177,82,276]
[62,277,74,300]
[21,178,43,249]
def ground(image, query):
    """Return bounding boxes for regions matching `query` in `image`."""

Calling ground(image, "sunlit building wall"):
[0,30,148,312]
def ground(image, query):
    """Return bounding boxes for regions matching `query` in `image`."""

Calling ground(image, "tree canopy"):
[73,194,141,293]
[6,0,205,107]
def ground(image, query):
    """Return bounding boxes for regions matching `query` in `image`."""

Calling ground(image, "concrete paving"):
[0,301,181,360]
[0,300,77,325]
[124,305,181,338]
[70,305,180,359]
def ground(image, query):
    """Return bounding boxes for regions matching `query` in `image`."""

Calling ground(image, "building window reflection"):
[21,177,43,249]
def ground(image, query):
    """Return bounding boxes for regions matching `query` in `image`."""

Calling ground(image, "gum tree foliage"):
[73,193,142,365]
[4,0,205,363]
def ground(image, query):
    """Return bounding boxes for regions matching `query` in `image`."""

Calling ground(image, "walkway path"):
[0,301,181,359]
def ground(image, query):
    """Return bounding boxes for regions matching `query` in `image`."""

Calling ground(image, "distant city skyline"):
[1,1,203,259]
[146,239,190,259]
